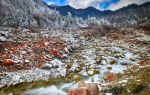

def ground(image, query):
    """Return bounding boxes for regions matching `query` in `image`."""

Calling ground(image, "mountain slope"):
[102,2,150,26]
[0,0,57,27]
[48,2,150,26]
[48,5,111,19]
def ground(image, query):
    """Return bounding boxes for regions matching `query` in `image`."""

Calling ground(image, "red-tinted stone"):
[78,81,99,95]
[68,88,91,95]
[50,48,59,57]
[3,59,15,66]
[106,73,114,81]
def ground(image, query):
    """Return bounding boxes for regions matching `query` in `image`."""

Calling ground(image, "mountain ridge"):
[47,1,150,19]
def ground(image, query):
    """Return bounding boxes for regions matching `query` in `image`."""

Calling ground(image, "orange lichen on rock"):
[0,35,69,72]
[3,59,16,66]
[50,48,59,57]
[105,73,115,81]
[138,60,145,66]
[138,59,150,66]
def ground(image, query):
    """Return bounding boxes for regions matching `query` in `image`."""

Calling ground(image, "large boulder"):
[68,88,91,95]
[78,81,99,95]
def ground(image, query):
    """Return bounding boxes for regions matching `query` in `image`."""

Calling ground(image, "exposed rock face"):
[0,0,56,28]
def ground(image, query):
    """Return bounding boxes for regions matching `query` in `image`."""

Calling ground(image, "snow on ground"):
[0,65,66,88]
[81,48,96,64]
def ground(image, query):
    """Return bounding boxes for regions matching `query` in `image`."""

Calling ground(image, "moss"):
[93,69,100,74]
[64,73,80,82]
[66,64,72,70]
[79,63,85,68]
[107,65,150,95]
[64,74,73,82]
[73,75,81,82]
[114,54,124,58]
[0,77,63,95]
[131,84,146,94]
[95,57,102,65]
[107,66,112,70]
[109,60,117,65]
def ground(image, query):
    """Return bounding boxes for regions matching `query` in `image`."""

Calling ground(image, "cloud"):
[66,0,150,10]
[108,0,150,11]
[66,0,110,9]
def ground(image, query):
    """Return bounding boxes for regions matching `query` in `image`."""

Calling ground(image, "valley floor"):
[0,27,150,95]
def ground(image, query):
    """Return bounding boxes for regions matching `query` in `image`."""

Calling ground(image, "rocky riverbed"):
[0,27,150,95]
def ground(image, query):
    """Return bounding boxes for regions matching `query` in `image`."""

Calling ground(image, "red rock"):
[59,46,65,51]
[78,81,99,95]
[3,59,15,66]
[23,62,30,70]
[138,60,145,66]
[36,63,43,68]
[50,48,59,57]
[106,73,114,81]
[68,88,91,95]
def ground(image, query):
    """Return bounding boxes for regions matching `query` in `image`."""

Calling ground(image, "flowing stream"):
[0,44,141,95]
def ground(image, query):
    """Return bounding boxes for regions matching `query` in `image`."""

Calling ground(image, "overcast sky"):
[43,0,150,11]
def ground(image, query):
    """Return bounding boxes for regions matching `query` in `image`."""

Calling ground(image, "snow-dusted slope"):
[0,0,56,27]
